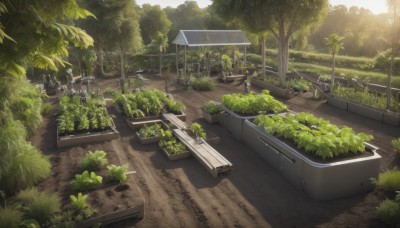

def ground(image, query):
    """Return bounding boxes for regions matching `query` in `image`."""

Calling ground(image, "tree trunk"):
[120,49,125,80]
[278,40,289,86]
[261,37,266,79]
[387,45,395,110]
[159,52,162,78]
[97,49,107,76]
[331,53,336,88]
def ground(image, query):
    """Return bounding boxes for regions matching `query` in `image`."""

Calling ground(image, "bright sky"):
[135,0,389,15]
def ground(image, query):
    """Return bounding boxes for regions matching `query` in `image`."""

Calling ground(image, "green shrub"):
[0,207,23,228]
[190,78,215,91]
[40,102,52,116]
[372,168,400,191]
[79,150,108,172]
[159,130,187,155]
[11,93,42,135]
[190,123,206,139]
[392,138,400,152]
[71,171,103,191]
[376,193,400,226]
[202,100,221,115]
[106,164,128,182]
[17,188,61,225]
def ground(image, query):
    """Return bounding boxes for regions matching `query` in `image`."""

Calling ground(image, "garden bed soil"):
[30,75,400,227]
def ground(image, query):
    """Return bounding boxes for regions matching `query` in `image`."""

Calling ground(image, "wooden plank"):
[173,129,232,177]
[162,113,187,130]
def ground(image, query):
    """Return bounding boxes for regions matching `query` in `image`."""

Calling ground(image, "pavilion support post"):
[175,44,179,79]
[184,45,187,82]
[244,46,247,67]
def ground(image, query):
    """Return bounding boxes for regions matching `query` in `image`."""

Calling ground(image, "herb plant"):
[159,130,187,155]
[221,90,288,115]
[138,123,163,139]
[254,112,373,160]
[190,123,206,139]
[106,164,128,182]
[202,100,221,115]
[79,150,108,172]
[71,171,103,191]
[69,192,94,221]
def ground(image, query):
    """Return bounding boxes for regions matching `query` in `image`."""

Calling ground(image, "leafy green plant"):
[71,171,103,191]
[17,188,61,225]
[392,138,400,152]
[287,77,312,91]
[138,123,163,139]
[222,90,288,115]
[40,102,52,116]
[190,78,215,91]
[190,122,206,139]
[106,164,128,182]
[371,168,400,192]
[79,150,108,172]
[159,130,187,155]
[376,192,400,226]
[70,192,89,211]
[254,112,373,160]
[0,207,23,228]
[202,100,221,115]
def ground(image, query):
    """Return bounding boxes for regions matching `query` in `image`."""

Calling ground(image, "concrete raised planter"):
[202,109,221,124]
[250,78,294,99]
[242,119,381,201]
[347,101,383,122]
[219,105,258,141]
[326,95,348,110]
[57,121,120,148]
[383,111,400,126]
[161,148,191,161]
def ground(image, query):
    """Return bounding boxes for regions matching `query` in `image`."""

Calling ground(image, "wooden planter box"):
[219,105,259,141]
[57,121,120,148]
[202,109,221,124]
[135,122,169,144]
[125,116,162,130]
[242,119,381,201]
[326,95,348,110]
[250,78,294,99]
[161,148,191,161]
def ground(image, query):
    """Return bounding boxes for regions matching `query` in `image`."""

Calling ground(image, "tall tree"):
[386,0,400,110]
[154,32,169,92]
[140,4,172,44]
[324,33,345,87]
[212,0,328,86]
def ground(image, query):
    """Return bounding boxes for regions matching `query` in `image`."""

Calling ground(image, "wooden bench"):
[220,74,245,83]
[173,129,232,178]
[162,113,187,130]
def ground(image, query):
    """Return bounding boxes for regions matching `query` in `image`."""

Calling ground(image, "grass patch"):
[190,78,215,91]
[371,168,400,192]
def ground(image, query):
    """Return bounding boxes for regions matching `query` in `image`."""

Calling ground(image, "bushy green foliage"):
[40,102,52,116]
[71,171,103,191]
[79,150,108,172]
[376,193,400,226]
[0,207,23,228]
[190,122,206,139]
[202,100,221,115]
[69,192,94,222]
[287,78,312,91]
[0,121,51,194]
[392,138,400,152]
[254,112,373,160]
[221,90,288,115]
[159,130,187,155]
[190,78,215,91]
[17,188,61,225]
[371,168,400,192]
[138,123,163,138]
[106,164,128,182]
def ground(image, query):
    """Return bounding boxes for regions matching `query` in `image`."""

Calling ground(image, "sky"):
[135,0,389,15]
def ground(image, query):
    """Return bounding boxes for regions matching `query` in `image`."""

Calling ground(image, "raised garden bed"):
[161,147,191,161]
[135,122,168,144]
[242,113,381,201]
[250,78,294,99]
[202,100,222,124]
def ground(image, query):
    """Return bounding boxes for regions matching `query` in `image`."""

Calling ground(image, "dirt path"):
[33,74,399,227]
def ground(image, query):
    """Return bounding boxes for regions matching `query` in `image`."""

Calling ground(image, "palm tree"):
[324,33,345,88]
[155,32,169,92]
[386,0,400,110]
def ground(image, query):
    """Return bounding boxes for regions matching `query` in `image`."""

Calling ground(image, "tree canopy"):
[140,4,172,44]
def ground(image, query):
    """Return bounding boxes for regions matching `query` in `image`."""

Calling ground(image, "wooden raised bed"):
[57,121,120,148]
[135,122,169,144]
[161,148,191,161]
[242,119,381,201]
[250,78,294,99]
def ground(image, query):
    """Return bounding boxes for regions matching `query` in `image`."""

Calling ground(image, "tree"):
[154,32,169,92]
[140,4,172,44]
[324,33,345,87]
[386,0,400,110]
[212,0,328,86]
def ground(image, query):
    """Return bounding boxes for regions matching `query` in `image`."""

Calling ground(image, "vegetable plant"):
[376,192,400,226]
[287,77,312,91]
[254,112,374,160]
[221,90,288,115]
[71,171,103,191]
[159,130,187,155]
[106,164,128,183]
[202,100,221,115]
[190,122,206,139]
[69,192,94,221]
[138,123,163,139]
[79,150,108,172]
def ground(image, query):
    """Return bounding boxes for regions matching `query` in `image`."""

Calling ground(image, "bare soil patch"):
[32,73,400,227]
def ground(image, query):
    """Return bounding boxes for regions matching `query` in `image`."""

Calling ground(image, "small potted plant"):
[201,100,222,123]
[189,122,206,143]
